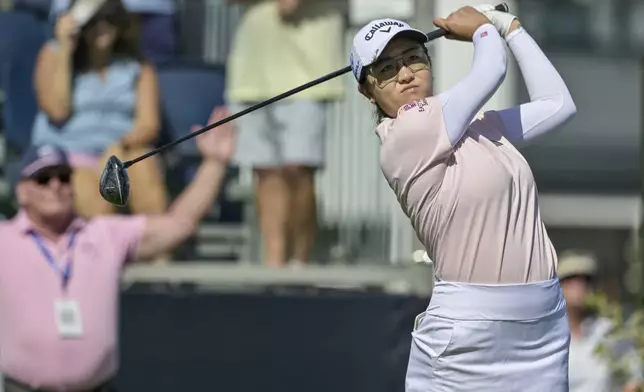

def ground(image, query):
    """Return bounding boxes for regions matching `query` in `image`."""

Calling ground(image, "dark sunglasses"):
[30,169,72,186]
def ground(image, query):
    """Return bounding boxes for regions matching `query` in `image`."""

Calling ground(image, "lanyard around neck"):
[30,231,78,290]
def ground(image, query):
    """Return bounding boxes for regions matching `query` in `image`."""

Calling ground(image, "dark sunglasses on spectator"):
[30,168,73,186]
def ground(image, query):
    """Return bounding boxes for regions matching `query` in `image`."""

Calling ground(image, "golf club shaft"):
[124,64,351,168]
[124,2,509,168]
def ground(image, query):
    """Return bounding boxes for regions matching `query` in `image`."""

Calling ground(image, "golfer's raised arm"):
[437,23,507,146]
[134,108,236,261]
[491,26,576,143]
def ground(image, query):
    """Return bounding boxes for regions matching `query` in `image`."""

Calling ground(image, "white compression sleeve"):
[437,24,507,146]
[494,27,576,143]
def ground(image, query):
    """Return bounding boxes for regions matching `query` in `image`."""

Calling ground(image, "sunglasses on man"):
[26,168,73,186]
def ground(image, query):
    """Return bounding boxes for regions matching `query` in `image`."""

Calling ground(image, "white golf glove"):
[422,252,432,263]
[474,4,518,38]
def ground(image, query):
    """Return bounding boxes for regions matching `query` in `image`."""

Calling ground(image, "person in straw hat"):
[559,250,643,392]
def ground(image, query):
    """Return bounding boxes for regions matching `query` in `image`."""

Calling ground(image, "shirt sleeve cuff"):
[472,23,499,42]
[505,26,525,43]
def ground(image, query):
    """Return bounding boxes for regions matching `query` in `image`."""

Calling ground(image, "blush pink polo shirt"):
[0,211,146,391]
[376,98,557,284]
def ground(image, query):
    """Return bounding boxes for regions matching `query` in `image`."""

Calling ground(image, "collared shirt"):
[0,211,146,391]
[569,316,643,392]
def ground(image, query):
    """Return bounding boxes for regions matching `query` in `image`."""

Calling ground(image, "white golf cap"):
[350,18,428,83]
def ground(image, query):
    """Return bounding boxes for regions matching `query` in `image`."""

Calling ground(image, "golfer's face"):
[366,37,432,117]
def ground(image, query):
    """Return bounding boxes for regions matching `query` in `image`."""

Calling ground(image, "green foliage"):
[586,291,644,390]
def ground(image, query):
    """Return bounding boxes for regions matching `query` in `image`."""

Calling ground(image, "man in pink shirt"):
[0,108,235,392]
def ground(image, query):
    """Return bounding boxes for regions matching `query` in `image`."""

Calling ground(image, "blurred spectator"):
[0,108,235,392]
[50,0,177,62]
[559,250,643,392]
[31,0,168,220]
[225,0,344,267]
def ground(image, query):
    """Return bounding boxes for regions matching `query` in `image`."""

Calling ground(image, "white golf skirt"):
[406,278,570,392]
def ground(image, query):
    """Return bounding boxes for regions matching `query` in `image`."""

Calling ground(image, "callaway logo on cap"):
[350,18,428,83]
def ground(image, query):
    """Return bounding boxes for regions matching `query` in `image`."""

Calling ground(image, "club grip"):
[426,2,510,41]
[495,2,509,13]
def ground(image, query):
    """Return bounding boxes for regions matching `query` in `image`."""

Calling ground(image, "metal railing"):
[121,262,435,296]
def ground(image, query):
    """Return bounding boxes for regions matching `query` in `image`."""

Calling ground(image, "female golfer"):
[350,5,576,392]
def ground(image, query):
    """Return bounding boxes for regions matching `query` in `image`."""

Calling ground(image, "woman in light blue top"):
[32,0,167,218]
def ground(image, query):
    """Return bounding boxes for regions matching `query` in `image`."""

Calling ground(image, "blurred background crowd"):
[0,0,642,391]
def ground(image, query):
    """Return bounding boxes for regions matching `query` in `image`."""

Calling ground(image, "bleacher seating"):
[156,60,247,261]
[156,60,226,156]
[0,10,47,152]
[0,10,48,195]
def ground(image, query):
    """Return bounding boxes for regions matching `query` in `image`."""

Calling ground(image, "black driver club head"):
[99,155,130,206]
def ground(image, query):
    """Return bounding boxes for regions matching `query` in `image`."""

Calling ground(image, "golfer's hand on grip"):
[433,6,491,42]
[474,4,520,38]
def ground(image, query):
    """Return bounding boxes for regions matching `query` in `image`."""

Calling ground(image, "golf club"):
[99,3,510,206]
